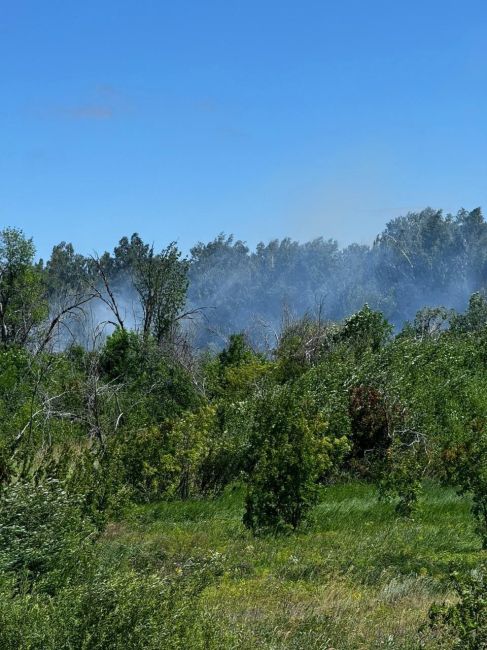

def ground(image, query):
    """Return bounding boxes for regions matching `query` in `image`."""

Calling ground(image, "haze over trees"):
[187,206,487,346]
[22,206,487,353]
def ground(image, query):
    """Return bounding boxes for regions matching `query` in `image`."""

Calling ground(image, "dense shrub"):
[348,384,390,461]
[428,564,487,649]
[243,383,349,534]
[338,304,392,356]
[0,479,97,593]
[0,476,227,649]
[0,552,228,650]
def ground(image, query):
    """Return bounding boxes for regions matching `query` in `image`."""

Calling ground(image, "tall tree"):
[0,228,46,347]
[132,241,189,344]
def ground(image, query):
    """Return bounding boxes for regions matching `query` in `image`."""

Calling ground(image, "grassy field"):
[102,482,485,649]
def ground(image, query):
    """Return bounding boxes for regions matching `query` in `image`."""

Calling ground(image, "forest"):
[1,207,487,648]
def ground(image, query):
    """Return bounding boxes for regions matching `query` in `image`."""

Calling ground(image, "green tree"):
[243,383,348,534]
[218,333,253,369]
[0,228,46,347]
[339,304,392,356]
[132,241,189,344]
[451,292,487,334]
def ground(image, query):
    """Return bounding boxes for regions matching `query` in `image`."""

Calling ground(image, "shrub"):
[0,479,97,593]
[443,429,487,548]
[0,559,227,649]
[378,440,425,517]
[428,564,487,649]
[243,383,348,534]
[348,384,390,461]
[116,406,217,501]
[0,476,228,649]
[339,304,392,356]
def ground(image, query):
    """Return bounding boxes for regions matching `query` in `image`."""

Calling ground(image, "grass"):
[101,482,485,649]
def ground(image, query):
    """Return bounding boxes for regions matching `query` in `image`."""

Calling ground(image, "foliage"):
[99,327,140,380]
[116,406,217,501]
[348,384,391,460]
[0,473,227,650]
[442,426,487,548]
[131,240,189,344]
[274,315,338,381]
[428,564,487,649]
[412,306,453,339]
[5,218,487,646]
[90,482,484,649]
[0,228,47,347]
[243,383,349,534]
[0,479,96,593]
[451,292,487,334]
[378,440,426,517]
[218,332,254,368]
[339,304,393,356]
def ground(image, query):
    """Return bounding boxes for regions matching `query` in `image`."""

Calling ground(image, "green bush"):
[0,559,226,650]
[243,383,349,534]
[428,564,487,649]
[0,476,228,649]
[0,479,97,593]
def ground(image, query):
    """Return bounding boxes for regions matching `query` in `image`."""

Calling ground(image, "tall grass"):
[102,482,485,649]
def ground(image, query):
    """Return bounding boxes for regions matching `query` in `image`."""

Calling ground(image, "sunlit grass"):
[102,482,485,649]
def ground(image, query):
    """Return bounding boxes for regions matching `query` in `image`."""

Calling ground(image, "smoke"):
[47,278,142,351]
[45,207,486,351]
[186,207,486,347]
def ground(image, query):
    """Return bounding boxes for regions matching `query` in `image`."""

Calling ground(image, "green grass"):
[102,482,485,649]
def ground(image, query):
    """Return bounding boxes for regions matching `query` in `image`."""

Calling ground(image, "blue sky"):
[1,1,487,260]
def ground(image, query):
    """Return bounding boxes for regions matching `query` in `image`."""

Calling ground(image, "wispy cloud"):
[33,84,132,121]
[57,104,114,120]
[193,97,218,113]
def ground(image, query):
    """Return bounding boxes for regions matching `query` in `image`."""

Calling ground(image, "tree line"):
[5,206,485,352]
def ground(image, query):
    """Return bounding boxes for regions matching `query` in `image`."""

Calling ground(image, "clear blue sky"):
[2,1,486,260]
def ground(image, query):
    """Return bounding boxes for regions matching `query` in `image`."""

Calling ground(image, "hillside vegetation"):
[1,211,487,648]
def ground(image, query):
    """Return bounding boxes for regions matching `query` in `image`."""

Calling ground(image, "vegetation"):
[427,563,487,649]
[2,211,487,647]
